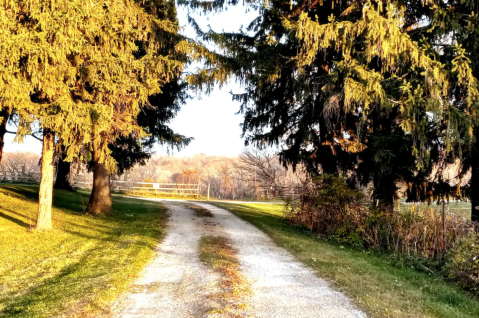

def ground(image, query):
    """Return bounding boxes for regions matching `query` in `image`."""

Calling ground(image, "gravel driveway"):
[112,200,367,318]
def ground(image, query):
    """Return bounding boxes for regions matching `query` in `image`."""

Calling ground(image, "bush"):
[445,233,479,293]
[288,174,475,259]
[287,174,367,248]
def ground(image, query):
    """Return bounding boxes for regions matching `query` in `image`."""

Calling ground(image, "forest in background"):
[0,150,308,200]
[0,149,469,201]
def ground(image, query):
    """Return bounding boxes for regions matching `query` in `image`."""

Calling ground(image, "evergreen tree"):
[110,80,192,175]
[431,0,479,221]
[0,0,186,227]
[87,79,192,212]
[85,0,192,213]
[184,0,479,209]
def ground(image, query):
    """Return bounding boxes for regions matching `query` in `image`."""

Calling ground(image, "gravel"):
[111,202,218,318]
[194,202,367,318]
[112,199,367,318]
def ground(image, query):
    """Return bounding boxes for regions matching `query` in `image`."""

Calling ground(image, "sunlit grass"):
[211,202,479,318]
[0,185,166,318]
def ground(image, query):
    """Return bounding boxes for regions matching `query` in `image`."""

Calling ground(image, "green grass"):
[0,184,167,318]
[211,202,479,318]
[396,200,471,219]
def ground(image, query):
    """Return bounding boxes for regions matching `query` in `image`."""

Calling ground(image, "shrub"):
[287,174,368,247]
[445,233,479,293]
[288,175,475,259]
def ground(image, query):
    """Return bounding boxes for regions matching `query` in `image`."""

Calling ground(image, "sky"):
[4,3,259,158]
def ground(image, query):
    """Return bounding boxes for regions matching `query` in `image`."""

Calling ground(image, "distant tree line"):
[68,149,308,200]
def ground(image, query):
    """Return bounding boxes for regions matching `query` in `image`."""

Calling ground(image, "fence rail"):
[74,180,200,198]
[0,173,41,184]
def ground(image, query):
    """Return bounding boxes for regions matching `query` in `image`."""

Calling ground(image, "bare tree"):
[236,149,287,198]
[0,152,41,181]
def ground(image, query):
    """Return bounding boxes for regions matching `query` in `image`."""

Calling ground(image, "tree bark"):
[54,145,74,191]
[471,138,479,222]
[0,110,9,167]
[372,169,396,210]
[87,142,112,214]
[317,99,338,176]
[36,129,55,230]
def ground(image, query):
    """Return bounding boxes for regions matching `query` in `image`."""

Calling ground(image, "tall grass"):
[287,175,475,260]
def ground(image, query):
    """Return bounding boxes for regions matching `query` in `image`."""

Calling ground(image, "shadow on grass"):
[1,238,161,317]
[1,243,113,317]
[0,185,167,317]
[0,185,87,214]
[0,211,32,228]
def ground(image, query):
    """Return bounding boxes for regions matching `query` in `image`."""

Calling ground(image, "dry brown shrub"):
[288,175,475,259]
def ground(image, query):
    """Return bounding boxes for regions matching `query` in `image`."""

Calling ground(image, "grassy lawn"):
[211,202,479,318]
[396,200,471,219]
[0,184,166,318]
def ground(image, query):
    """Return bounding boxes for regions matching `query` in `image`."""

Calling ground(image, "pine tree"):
[85,0,192,213]
[0,0,186,227]
[431,0,479,221]
[184,0,479,209]
[110,80,192,175]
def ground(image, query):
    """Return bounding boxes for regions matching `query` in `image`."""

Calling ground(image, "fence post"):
[442,199,446,254]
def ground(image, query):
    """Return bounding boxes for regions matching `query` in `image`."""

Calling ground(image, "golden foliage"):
[0,0,186,169]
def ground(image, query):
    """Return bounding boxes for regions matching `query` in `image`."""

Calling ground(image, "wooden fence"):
[0,172,41,184]
[74,180,200,198]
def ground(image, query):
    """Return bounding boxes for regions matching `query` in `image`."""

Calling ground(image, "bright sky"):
[4,4,258,157]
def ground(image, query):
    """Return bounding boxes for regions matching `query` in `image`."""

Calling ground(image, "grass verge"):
[199,236,250,315]
[0,184,167,318]
[211,202,479,318]
[188,203,214,218]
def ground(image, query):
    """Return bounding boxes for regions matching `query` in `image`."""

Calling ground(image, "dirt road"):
[112,200,367,318]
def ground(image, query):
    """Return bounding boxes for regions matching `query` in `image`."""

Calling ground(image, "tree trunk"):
[54,145,74,191]
[471,138,479,222]
[36,129,55,230]
[369,108,396,211]
[87,142,112,214]
[0,110,9,167]
[372,169,396,210]
[317,99,338,176]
